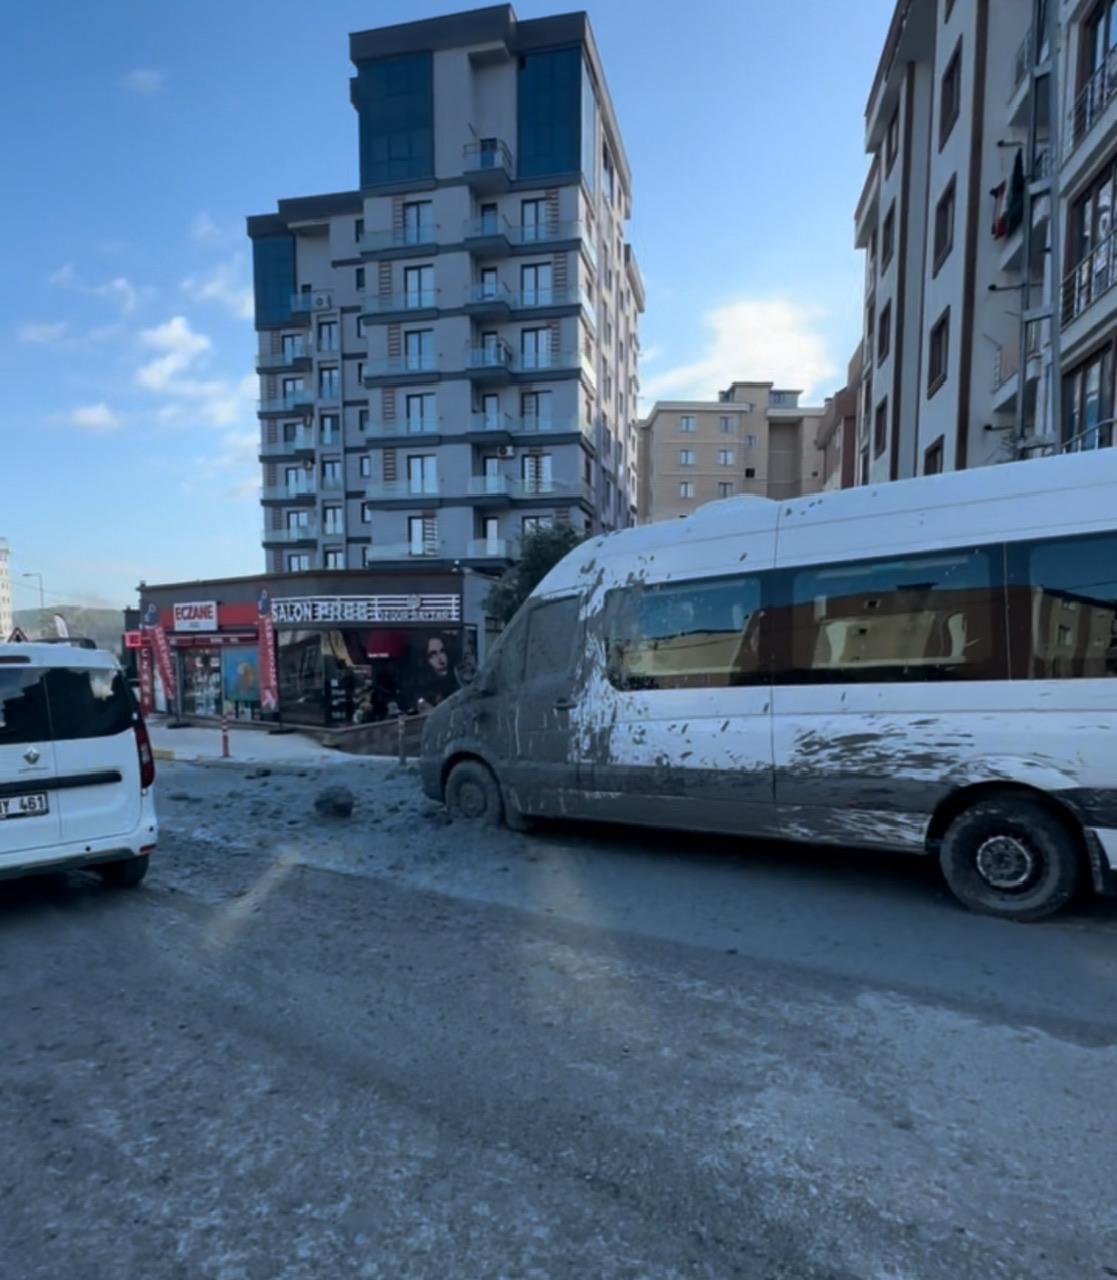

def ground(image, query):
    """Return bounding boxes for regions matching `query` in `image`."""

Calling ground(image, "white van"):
[421,449,1117,921]
[0,644,157,886]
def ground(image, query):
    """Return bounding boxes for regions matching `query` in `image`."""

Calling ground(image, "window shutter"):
[387,324,402,358]
[383,448,398,482]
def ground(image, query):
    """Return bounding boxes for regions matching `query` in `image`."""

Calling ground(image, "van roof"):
[537,448,1117,597]
[0,643,119,670]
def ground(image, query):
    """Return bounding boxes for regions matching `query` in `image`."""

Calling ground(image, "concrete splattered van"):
[421,449,1117,920]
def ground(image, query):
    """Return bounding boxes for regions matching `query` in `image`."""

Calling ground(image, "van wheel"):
[97,854,150,889]
[445,761,504,827]
[938,797,1081,921]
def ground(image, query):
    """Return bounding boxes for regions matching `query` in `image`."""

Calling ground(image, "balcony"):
[462,215,512,256]
[465,537,511,560]
[508,220,597,271]
[1061,419,1116,454]
[365,417,440,438]
[465,340,514,382]
[463,139,514,192]
[290,291,333,313]
[258,387,314,416]
[263,522,318,544]
[362,290,438,321]
[1006,26,1034,124]
[363,354,439,385]
[508,477,592,503]
[316,385,342,408]
[319,473,345,493]
[511,414,585,438]
[257,343,311,373]
[262,479,316,501]
[466,475,512,500]
[359,226,438,257]
[362,480,441,501]
[468,411,515,438]
[510,285,588,316]
[1061,232,1117,329]
[260,430,315,458]
[464,281,513,319]
[991,340,1020,410]
[1067,52,1117,159]
[363,542,444,561]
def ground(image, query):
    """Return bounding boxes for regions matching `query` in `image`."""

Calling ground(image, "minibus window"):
[785,547,1000,682]
[525,597,580,680]
[605,575,763,690]
[1022,532,1117,678]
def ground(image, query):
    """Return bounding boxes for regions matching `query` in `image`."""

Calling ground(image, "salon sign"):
[272,594,461,625]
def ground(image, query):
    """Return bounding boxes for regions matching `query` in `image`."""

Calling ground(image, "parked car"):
[0,644,157,886]
[421,448,1117,921]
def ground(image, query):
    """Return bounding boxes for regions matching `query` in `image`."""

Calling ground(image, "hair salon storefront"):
[136,568,488,729]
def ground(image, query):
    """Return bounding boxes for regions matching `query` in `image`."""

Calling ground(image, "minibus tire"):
[96,854,150,889]
[445,760,504,827]
[938,797,1081,921]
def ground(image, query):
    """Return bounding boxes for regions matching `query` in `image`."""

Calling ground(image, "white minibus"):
[421,449,1117,920]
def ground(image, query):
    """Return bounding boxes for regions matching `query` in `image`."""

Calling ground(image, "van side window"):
[524,597,580,679]
[0,669,50,745]
[1018,532,1117,678]
[781,546,1002,682]
[45,669,135,740]
[605,575,764,690]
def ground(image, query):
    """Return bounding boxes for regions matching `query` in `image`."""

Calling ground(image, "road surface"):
[1,758,1114,1279]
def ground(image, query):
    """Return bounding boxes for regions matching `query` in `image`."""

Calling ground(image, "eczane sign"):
[172,600,218,632]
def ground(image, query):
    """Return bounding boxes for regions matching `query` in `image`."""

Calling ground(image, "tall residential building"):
[638,384,825,523]
[854,0,1066,484]
[250,6,642,578]
[0,539,11,639]
[816,348,863,491]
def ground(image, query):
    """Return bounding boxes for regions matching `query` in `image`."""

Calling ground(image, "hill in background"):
[12,607,126,655]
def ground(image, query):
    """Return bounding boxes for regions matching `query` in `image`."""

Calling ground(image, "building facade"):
[816,348,863,490]
[250,6,642,579]
[0,539,11,640]
[638,383,825,522]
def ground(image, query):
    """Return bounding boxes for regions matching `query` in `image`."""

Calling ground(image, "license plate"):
[0,794,49,820]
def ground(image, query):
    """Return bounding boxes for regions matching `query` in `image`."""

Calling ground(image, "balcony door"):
[520,327,551,371]
[481,393,500,428]
[520,262,552,307]
[406,393,435,434]
[521,452,552,495]
[408,516,436,556]
[482,455,503,493]
[404,329,433,372]
[404,265,433,308]
[403,200,433,245]
[407,454,438,495]
[521,198,546,243]
[521,391,552,430]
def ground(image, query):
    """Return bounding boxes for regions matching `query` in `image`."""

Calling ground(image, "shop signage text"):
[173,601,218,632]
[272,594,461,625]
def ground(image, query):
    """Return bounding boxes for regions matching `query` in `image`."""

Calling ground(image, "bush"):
[484,525,586,625]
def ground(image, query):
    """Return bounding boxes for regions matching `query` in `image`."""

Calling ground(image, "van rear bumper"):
[0,818,158,881]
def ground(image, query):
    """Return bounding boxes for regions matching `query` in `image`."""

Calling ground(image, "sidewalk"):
[148,721,347,765]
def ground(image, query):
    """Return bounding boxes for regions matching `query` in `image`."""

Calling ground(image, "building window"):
[354,51,434,187]
[719,415,735,434]
[743,433,758,448]
[679,414,697,433]
[317,320,338,352]
[323,505,343,536]
[355,266,365,291]
[355,217,364,242]
[933,177,956,275]
[359,454,372,478]
[885,106,900,175]
[361,501,373,523]
[522,515,554,534]
[357,315,367,338]
[928,308,950,396]
[407,454,438,495]
[718,481,734,497]
[518,46,581,178]
[882,201,896,268]
[358,408,369,433]
[679,481,694,498]
[404,329,433,371]
[1062,347,1115,450]
[521,452,553,494]
[252,234,295,327]
[319,367,340,399]
[924,436,945,474]
[404,264,434,307]
[320,413,339,445]
[939,43,962,150]
[407,515,436,555]
[406,392,436,432]
[286,553,310,572]
[324,549,344,570]
[403,200,434,244]
[717,449,735,466]
[877,301,892,363]
[356,361,366,385]
[679,449,696,466]
[874,397,889,457]
[520,327,552,370]
[744,466,756,479]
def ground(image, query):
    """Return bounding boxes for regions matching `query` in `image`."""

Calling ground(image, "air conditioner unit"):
[496,445,516,459]
[312,292,333,310]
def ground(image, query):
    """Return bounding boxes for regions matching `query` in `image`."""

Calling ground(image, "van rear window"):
[45,668,135,740]
[0,669,50,746]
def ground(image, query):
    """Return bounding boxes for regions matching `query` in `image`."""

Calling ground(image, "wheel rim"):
[975,834,1040,892]
[456,779,488,819]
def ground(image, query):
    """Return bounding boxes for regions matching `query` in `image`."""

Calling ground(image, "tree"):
[484,525,586,625]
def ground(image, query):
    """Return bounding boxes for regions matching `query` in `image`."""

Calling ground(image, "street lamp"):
[21,572,44,611]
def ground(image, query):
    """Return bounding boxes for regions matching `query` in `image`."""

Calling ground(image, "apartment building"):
[854,0,1064,483]
[816,348,862,490]
[638,383,825,522]
[250,6,642,579]
[0,539,11,640]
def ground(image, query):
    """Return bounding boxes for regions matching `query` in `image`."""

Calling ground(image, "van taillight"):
[134,715,156,789]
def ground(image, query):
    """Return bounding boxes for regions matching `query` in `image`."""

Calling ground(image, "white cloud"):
[66,402,121,433]
[136,315,212,390]
[640,298,840,406]
[121,68,164,94]
[180,255,253,320]
[190,212,223,242]
[48,263,77,287]
[48,263,148,315]
[17,321,68,344]
[180,429,261,499]
[638,343,663,365]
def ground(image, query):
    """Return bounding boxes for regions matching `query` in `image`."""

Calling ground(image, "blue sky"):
[2,0,892,610]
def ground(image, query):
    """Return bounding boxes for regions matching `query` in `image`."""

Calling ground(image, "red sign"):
[258,613,278,713]
[137,645,155,716]
[147,623,177,705]
[124,630,144,650]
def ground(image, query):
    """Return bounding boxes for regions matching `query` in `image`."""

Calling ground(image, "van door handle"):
[553,697,576,711]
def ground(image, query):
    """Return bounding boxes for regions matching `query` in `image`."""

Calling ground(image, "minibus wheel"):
[445,759,504,827]
[938,796,1081,921]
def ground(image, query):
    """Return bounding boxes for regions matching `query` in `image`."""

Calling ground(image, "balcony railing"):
[1061,229,1117,326]
[260,432,315,457]
[463,214,511,243]
[1010,26,1033,99]
[363,290,437,313]
[258,388,313,414]
[290,292,332,313]
[467,341,514,372]
[319,473,344,492]
[512,285,585,311]
[365,542,444,561]
[1061,418,1116,454]
[365,417,439,436]
[264,480,316,499]
[466,538,511,559]
[463,138,513,177]
[360,226,437,253]
[364,355,438,379]
[467,475,511,496]
[465,281,513,307]
[363,480,441,500]
[1068,51,1117,156]
[513,415,583,435]
[263,523,318,543]
[469,412,515,433]
[257,344,309,369]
